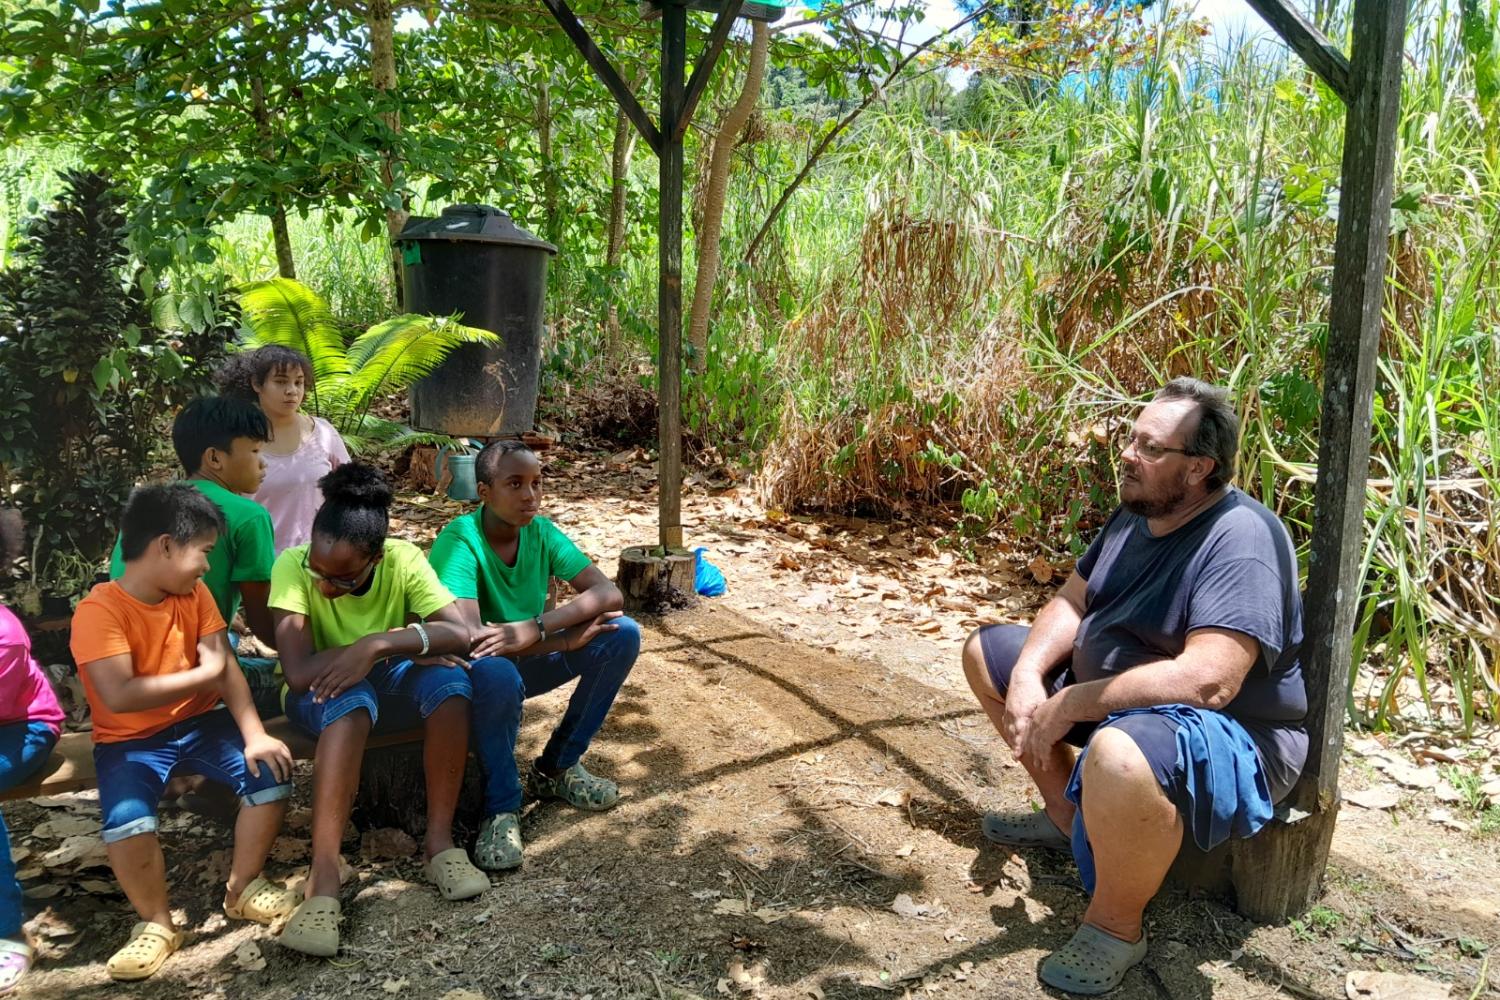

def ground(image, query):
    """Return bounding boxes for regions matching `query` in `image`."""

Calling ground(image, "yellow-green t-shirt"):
[268,538,454,651]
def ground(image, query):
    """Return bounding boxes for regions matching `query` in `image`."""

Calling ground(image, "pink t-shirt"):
[0,604,65,734]
[253,415,352,554]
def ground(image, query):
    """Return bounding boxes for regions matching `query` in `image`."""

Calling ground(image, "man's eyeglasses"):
[304,551,377,591]
[1124,433,1195,462]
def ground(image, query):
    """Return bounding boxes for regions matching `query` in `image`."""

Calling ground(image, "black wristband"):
[534,615,547,642]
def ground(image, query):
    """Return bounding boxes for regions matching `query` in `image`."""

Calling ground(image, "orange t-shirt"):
[69,581,227,744]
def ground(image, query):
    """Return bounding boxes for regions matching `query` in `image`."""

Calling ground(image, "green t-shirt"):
[109,479,275,627]
[428,511,592,624]
[268,538,455,652]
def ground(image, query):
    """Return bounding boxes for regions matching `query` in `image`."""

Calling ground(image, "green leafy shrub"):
[0,170,233,611]
[234,277,498,454]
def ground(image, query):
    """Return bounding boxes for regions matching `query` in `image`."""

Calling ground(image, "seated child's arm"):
[276,607,469,702]
[238,581,277,651]
[82,650,228,714]
[470,566,623,659]
[205,628,292,782]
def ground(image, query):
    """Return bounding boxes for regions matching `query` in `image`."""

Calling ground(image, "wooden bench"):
[0,720,423,803]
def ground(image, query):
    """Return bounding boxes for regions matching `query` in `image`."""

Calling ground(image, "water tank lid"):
[397,204,557,253]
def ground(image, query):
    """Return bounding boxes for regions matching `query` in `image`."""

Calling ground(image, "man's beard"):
[1122,481,1189,519]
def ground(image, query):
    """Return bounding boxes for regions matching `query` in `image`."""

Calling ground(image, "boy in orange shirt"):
[70,484,297,982]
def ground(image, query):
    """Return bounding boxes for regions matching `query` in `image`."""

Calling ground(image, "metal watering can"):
[435,442,481,502]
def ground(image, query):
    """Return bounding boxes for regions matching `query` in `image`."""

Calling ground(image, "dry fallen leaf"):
[439,992,485,1000]
[31,815,97,839]
[234,941,267,972]
[382,979,409,994]
[714,898,750,916]
[1345,970,1450,999]
[23,884,64,900]
[728,958,767,990]
[1027,556,1055,584]
[874,788,912,809]
[1369,754,1439,790]
[894,844,914,858]
[1344,786,1401,811]
[41,835,108,870]
[891,893,946,919]
[1426,808,1469,832]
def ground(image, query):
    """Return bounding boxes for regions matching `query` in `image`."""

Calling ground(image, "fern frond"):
[339,413,460,456]
[238,279,351,390]
[343,316,499,429]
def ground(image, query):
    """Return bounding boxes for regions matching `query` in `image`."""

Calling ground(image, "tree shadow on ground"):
[20,608,1498,1000]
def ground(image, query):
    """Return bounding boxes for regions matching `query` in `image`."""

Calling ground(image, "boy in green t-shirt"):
[428,440,640,871]
[109,397,279,714]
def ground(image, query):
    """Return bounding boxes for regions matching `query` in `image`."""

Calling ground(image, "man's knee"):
[1083,727,1158,790]
[962,628,997,698]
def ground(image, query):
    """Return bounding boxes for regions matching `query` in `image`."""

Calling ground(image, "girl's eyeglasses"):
[304,551,377,591]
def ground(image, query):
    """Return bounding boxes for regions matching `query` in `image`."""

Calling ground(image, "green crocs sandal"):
[474,812,523,871]
[1039,923,1148,995]
[527,762,619,811]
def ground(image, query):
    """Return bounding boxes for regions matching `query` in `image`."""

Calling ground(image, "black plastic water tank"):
[398,204,558,437]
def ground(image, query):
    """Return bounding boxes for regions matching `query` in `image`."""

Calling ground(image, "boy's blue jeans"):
[0,721,59,938]
[471,616,641,815]
[93,709,292,844]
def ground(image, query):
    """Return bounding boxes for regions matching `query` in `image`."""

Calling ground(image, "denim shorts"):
[94,708,292,844]
[283,657,472,737]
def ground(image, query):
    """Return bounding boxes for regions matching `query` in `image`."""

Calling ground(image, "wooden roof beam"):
[1243,0,1352,103]
[541,0,664,156]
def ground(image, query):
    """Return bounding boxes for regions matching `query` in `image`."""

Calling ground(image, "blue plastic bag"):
[694,547,726,597]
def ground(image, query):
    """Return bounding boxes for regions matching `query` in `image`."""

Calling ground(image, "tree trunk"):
[244,17,295,280]
[686,21,768,373]
[605,71,646,350]
[538,74,559,243]
[269,205,296,280]
[368,0,406,307]
[616,545,696,612]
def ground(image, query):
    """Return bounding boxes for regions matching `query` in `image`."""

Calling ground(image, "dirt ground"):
[13,444,1500,999]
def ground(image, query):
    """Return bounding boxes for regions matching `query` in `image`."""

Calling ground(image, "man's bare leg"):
[1078,727,1182,942]
[962,632,1077,832]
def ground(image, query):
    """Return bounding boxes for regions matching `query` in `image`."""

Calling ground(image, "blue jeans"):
[0,721,57,937]
[283,656,474,735]
[94,709,292,844]
[471,616,641,815]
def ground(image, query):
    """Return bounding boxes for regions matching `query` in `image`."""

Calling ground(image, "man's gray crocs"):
[981,810,1071,851]
[1039,924,1148,995]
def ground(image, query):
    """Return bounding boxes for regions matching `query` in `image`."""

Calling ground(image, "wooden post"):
[540,0,748,571]
[1229,0,1409,922]
[658,0,687,552]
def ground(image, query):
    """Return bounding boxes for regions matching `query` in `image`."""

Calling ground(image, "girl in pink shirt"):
[217,346,351,554]
[0,509,65,994]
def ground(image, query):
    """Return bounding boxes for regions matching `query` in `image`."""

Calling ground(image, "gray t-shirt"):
[1074,488,1308,801]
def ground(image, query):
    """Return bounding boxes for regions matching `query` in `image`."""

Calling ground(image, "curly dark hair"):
[214,345,314,402]
[311,463,392,557]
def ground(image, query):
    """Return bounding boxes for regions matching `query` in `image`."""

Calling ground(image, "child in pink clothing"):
[216,346,351,553]
[0,509,65,994]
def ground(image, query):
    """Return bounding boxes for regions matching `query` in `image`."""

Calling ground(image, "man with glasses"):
[962,378,1307,995]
